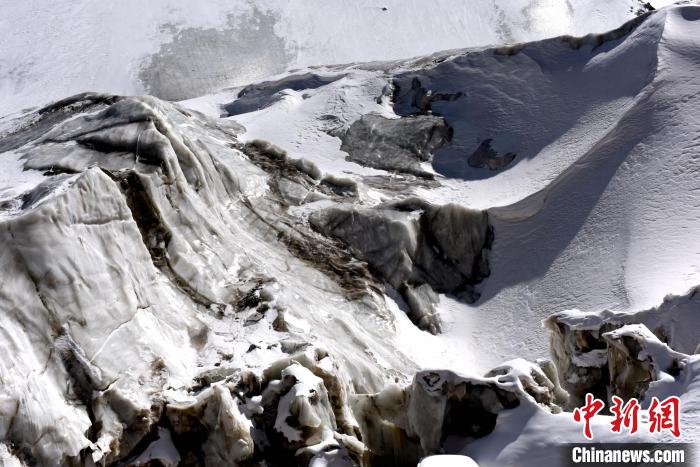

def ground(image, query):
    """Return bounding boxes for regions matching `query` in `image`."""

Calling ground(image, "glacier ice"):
[0,94,417,464]
[1,3,700,466]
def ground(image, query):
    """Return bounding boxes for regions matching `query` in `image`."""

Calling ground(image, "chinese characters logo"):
[573,393,681,440]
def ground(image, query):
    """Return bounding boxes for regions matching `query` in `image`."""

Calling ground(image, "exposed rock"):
[243,348,365,466]
[339,114,450,178]
[546,291,700,408]
[113,349,368,466]
[294,158,323,181]
[633,2,655,16]
[242,139,351,204]
[310,199,491,332]
[603,324,687,402]
[544,312,611,408]
[361,174,440,194]
[166,385,254,466]
[467,139,516,171]
[320,175,358,198]
[5,8,698,463]
[401,284,441,335]
[277,177,311,206]
[535,358,570,409]
[0,90,497,466]
[392,77,463,116]
[354,360,563,466]
[485,359,566,413]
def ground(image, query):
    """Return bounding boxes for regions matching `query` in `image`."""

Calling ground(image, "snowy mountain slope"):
[0,92,571,467]
[1,3,700,467]
[0,0,649,117]
[463,3,700,366]
[0,94,434,465]
[198,5,700,373]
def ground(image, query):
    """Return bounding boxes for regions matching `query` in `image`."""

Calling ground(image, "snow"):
[0,0,644,117]
[130,428,181,467]
[0,95,420,464]
[274,364,328,442]
[0,444,23,467]
[217,70,395,180]
[182,3,700,434]
[552,284,700,356]
[0,150,47,204]
[418,455,479,467]
[462,323,700,466]
[2,2,700,465]
[227,5,696,369]
[411,5,700,370]
[190,9,700,454]
[465,400,653,467]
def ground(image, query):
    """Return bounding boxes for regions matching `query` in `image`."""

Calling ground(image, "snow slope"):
[463,3,700,367]
[0,0,647,117]
[199,5,700,372]
[1,3,700,467]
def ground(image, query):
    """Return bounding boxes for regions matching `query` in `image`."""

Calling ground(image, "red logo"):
[610,396,640,434]
[573,393,605,440]
[573,394,681,440]
[648,396,681,438]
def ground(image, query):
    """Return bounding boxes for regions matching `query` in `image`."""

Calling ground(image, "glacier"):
[1,2,700,467]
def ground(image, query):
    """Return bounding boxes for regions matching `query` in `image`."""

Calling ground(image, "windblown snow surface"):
[1,0,648,117]
[1,3,700,467]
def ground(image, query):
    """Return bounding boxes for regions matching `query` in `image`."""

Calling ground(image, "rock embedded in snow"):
[166,385,254,466]
[546,285,700,408]
[206,5,700,377]
[339,113,450,178]
[467,139,516,171]
[402,283,442,335]
[241,348,366,466]
[310,199,491,332]
[603,324,689,402]
[354,360,564,465]
[224,73,347,117]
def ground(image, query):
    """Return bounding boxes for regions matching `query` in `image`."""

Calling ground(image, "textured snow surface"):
[191,4,700,373]
[0,0,646,117]
[0,95,421,465]
[418,456,479,467]
[1,3,700,467]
